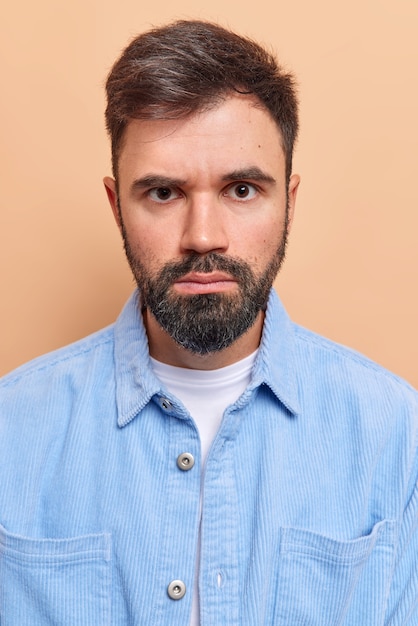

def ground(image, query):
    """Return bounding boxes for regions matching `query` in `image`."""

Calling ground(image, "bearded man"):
[0,20,417,626]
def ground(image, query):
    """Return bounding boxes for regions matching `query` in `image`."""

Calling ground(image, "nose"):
[180,194,229,255]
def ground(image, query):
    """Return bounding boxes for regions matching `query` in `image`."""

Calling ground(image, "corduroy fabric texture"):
[0,290,417,625]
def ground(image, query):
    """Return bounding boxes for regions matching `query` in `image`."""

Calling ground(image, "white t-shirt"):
[151,350,258,625]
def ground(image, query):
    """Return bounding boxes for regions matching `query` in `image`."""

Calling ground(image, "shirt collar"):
[114,289,300,427]
[114,292,162,427]
[251,289,301,416]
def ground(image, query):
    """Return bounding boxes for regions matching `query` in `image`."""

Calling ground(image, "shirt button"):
[159,397,173,411]
[177,452,195,471]
[167,579,186,600]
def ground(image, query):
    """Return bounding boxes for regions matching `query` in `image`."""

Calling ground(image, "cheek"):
[126,236,178,281]
[248,221,285,260]
[122,220,157,259]
[123,213,182,260]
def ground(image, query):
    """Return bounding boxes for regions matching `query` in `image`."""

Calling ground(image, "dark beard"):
[121,222,288,355]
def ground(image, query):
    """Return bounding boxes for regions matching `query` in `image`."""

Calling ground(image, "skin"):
[104,95,300,370]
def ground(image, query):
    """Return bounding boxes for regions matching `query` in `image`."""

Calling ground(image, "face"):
[104,95,299,364]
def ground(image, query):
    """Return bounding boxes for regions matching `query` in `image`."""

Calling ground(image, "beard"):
[120,216,288,355]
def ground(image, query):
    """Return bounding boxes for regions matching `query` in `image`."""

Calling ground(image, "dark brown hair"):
[105,20,299,180]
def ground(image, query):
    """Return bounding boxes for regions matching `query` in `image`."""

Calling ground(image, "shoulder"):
[0,325,115,394]
[292,322,417,411]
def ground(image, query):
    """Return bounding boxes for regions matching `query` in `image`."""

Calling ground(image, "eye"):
[224,183,258,201]
[148,187,182,203]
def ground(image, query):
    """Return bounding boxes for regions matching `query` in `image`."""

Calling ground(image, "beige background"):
[0,0,417,387]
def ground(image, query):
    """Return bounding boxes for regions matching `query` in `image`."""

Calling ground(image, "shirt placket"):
[199,405,240,626]
[152,395,201,626]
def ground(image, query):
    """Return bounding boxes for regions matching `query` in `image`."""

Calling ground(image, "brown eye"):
[148,187,181,203]
[236,184,250,197]
[225,183,257,201]
[156,188,171,200]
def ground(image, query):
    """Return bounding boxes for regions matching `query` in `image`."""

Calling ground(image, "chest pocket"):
[272,519,396,625]
[0,524,111,626]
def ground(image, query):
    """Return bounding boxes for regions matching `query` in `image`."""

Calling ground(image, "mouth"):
[173,271,238,295]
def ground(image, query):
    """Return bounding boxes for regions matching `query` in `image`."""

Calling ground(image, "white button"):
[167,579,186,600]
[177,452,195,471]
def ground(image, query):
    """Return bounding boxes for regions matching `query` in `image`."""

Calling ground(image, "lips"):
[173,271,238,295]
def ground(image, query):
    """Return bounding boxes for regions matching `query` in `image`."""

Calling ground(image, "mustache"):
[155,252,253,285]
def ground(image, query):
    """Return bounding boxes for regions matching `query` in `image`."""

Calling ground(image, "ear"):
[286,173,300,232]
[103,176,121,230]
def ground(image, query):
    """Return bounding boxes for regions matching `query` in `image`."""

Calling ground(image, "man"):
[0,20,417,625]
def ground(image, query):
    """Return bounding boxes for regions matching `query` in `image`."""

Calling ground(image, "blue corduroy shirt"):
[0,289,417,625]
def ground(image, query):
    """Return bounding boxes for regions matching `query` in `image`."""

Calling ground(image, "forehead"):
[118,95,286,180]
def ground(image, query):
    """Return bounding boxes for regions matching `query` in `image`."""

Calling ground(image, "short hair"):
[105,20,299,181]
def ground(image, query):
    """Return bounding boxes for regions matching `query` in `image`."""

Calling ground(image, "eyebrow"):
[130,175,187,193]
[222,167,276,185]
